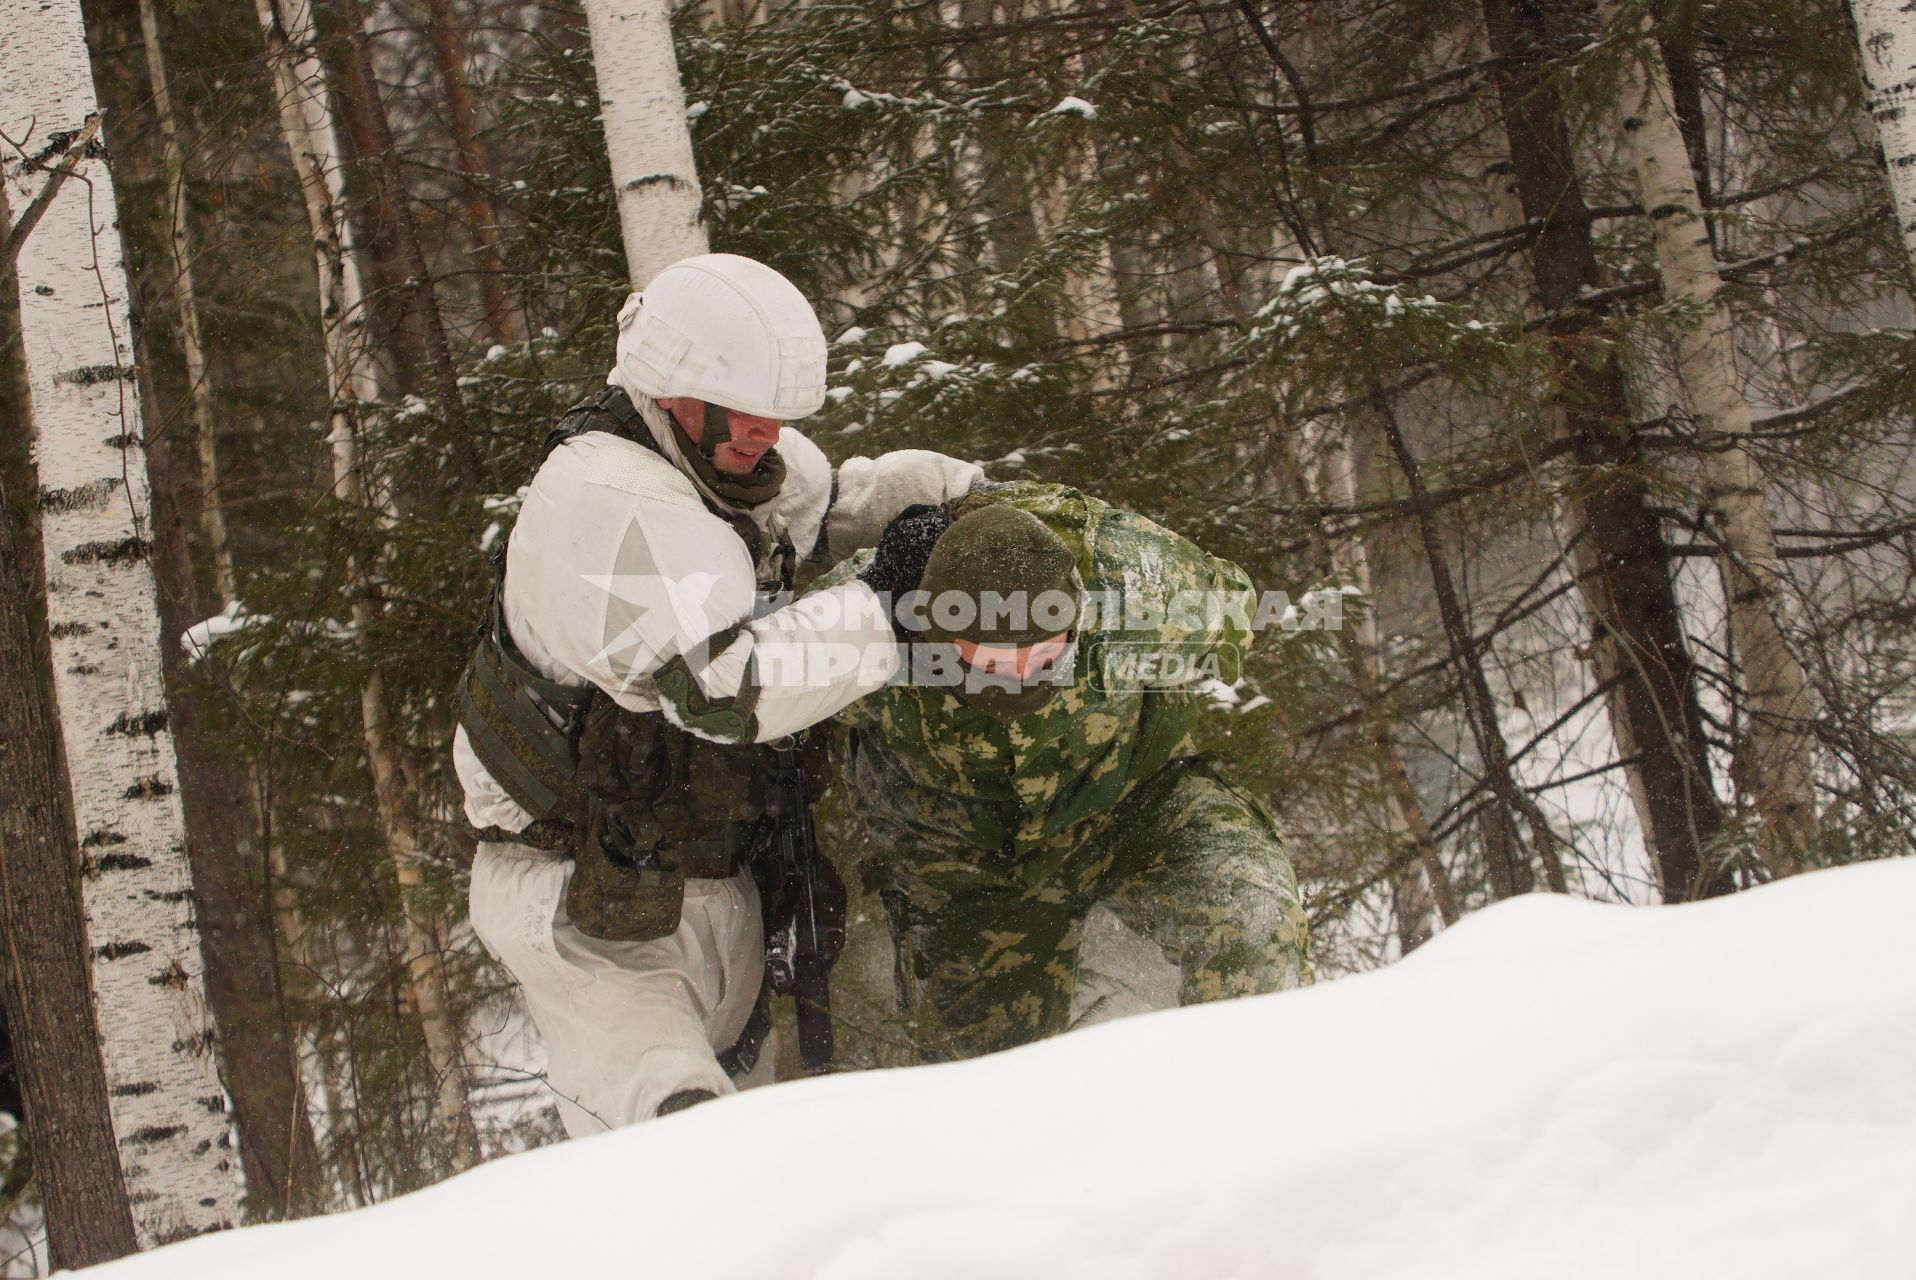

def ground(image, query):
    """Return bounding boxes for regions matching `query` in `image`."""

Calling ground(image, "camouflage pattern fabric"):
[872,756,1310,1060]
[818,482,1312,1059]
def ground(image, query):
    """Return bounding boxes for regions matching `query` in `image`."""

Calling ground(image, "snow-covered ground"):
[84,858,1916,1279]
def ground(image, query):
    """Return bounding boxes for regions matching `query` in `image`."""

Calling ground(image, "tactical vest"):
[457,386,814,939]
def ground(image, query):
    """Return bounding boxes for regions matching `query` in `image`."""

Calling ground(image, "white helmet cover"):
[614,254,828,420]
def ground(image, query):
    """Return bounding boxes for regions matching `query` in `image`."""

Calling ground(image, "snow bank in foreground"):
[87,860,1916,1279]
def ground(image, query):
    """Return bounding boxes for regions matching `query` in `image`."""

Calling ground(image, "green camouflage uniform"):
[822,483,1311,1060]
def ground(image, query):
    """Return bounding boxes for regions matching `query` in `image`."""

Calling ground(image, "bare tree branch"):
[0,112,102,277]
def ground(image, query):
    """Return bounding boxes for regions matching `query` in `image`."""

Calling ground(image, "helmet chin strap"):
[660,396,786,510]
[663,400,735,460]
[698,400,734,457]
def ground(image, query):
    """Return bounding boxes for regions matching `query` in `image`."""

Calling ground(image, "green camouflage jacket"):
[822,482,1256,877]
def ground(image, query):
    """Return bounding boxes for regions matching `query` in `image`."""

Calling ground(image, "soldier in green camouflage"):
[819,482,1311,1061]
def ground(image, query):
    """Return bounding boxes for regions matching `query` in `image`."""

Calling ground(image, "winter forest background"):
[2,0,1914,1267]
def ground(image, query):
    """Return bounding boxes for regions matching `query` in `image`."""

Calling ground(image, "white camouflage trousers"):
[469,841,766,1134]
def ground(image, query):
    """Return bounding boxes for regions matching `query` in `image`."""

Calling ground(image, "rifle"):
[763,735,844,1073]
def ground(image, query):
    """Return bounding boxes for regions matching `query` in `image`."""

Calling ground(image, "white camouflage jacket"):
[454,385,981,833]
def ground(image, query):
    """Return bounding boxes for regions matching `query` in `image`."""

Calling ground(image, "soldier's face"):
[659,396,782,475]
[952,634,1072,680]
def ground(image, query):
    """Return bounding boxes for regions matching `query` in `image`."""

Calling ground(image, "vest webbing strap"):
[537,383,648,468]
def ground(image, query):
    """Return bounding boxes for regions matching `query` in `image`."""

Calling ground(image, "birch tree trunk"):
[1851,0,1916,269]
[1601,0,1820,873]
[1481,0,1733,901]
[0,0,241,1244]
[580,0,708,288]
[254,0,479,1167]
[0,253,139,1270]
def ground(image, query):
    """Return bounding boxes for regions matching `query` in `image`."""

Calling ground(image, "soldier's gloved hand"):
[858,503,952,599]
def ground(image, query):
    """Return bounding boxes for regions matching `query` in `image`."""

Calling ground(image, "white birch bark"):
[1600,0,1819,871]
[138,0,237,607]
[1853,0,1916,269]
[580,0,708,289]
[254,0,479,1164]
[0,0,240,1243]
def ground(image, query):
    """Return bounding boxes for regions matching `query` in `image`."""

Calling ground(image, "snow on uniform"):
[822,482,1312,1061]
[457,385,981,1132]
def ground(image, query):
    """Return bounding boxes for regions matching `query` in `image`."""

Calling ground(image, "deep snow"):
[82,858,1916,1278]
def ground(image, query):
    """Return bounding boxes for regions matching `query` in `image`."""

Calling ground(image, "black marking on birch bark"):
[106,709,169,737]
[25,123,103,170]
[127,1190,160,1205]
[39,479,124,513]
[123,775,175,800]
[33,285,53,297]
[173,1029,216,1055]
[193,1138,212,1155]
[49,619,92,637]
[149,959,190,989]
[121,1124,189,1147]
[1648,203,1689,221]
[623,172,689,192]
[57,364,137,387]
[84,852,154,877]
[92,940,153,961]
[68,662,101,675]
[103,432,141,448]
[196,1094,228,1113]
[112,1081,161,1097]
[144,887,193,903]
[62,537,150,566]
[82,828,128,847]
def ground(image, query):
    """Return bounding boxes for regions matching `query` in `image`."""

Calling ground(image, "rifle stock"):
[765,736,841,1073]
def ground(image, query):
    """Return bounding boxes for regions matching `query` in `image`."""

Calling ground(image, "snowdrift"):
[86,858,1916,1279]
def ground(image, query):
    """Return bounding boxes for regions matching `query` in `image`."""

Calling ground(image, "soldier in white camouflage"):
[821,482,1312,1060]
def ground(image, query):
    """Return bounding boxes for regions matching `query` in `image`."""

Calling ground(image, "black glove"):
[857,503,953,602]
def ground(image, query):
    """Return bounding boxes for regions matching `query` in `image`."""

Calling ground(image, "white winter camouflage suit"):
[456,353,980,1133]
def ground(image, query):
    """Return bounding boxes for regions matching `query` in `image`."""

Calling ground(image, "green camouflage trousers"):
[866,757,1312,1061]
